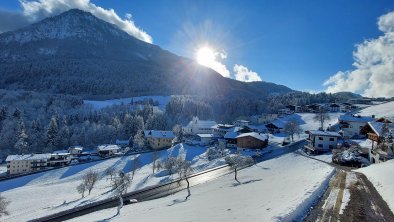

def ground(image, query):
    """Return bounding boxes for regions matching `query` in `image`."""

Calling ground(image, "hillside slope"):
[0,9,293,99]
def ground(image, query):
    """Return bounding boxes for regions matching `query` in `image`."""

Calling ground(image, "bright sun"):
[196,47,215,66]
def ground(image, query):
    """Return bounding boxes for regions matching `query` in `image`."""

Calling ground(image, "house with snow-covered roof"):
[6,153,51,175]
[236,132,269,150]
[304,130,342,154]
[183,117,217,135]
[144,130,175,149]
[96,144,121,157]
[339,114,375,138]
[362,120,394,163]
[49,150,71,167]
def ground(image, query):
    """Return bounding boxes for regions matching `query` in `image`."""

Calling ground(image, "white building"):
[6,154,51,175]
[68,146,83,155]
[304,130,342,154]
[196,134,215,146]
[96,145,121,157]
[339,114,375,138]
[183,117,217,135]
[49,150,71,167]
[211,124,235,137]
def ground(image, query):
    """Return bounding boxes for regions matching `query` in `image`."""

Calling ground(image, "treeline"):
[0,90,172,160]
[0,90,358,160]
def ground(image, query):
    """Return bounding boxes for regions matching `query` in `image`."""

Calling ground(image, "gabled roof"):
[144,130,175,139]
[186,119,217,128]
[211,124,235,130]
[97,144,120,151]
[339,114,375,123]
[308,130,341,137]
[236,132,268,141]
[6,153,51,162]
[367,121,394,137]
[68,146,83,150]
[196,134,214,138]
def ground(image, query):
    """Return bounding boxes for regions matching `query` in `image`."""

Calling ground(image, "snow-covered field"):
[0,144,225,222]
[84,95,171,110]
[70,153,335,222]
[357,101,394,119]
[356,159,394,211]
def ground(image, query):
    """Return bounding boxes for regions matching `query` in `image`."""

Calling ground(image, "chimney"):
[372,115,375,119]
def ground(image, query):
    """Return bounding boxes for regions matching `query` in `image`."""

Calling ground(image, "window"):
[318,137,323,140]
[329,138,334,141]
[318,144,323,148]
[329,145,334,149]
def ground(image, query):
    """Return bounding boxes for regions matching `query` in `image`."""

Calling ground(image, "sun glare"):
[196,47,215,66]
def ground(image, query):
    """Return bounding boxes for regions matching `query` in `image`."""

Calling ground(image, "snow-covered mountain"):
[0,9,293,99]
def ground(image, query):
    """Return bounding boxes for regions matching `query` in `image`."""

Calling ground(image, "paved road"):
[31,141,306,222]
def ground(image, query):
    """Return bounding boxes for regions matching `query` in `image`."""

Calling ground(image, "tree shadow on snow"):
[232,179,262,187]
[167,188,192,207]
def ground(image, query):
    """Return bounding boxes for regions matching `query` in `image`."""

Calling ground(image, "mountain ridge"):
[0,9,293,99]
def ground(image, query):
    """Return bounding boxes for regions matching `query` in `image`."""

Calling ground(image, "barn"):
[236,132,269,149]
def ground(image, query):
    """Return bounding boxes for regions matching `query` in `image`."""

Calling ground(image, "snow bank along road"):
[304,164,394,221]
[31,141,307,222]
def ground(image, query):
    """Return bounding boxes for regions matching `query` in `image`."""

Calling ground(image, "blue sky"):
[1,0,394,93]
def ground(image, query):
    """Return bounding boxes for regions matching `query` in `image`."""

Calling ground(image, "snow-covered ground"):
[269,113,342,145]
[0,144,226,222]
[357,101,394,119]
[84,95,171,110]
[70,153,335,222]
[356,159,394,211]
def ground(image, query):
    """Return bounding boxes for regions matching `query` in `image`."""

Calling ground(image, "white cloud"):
[17,0,152,43]
[233,64,262,82]
[324,11,394,97]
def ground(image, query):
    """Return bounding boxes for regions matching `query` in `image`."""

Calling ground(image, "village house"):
[6,153,51,175]
[68,146,83,155]
[362,120,394,163]
[211,124,235,137]
[115,139,130,148]
[144,130,175,149]
[96,144,121,157]
[183,116,217,135]
[236,132,269,150]
[286,105,302,113]
[304,130,342,154]
[224,131,238,148]
[233,120,250,127]
[329,103,340,112]
[339,114,375,138]
[196,134,215,146]
[265,118,286,134]
[49,150,71,167]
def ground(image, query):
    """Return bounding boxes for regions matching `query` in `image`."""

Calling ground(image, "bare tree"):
[206,147,220,161]
[112,171,132,195]
[313,107,331,130]
[132,130,145,151]
[76,183,86,198]
[164,156,177,175]
[225,154,254,183]
[82,170,99,195]
[284,118,302,142]
[105,167,116,181]
[151,151,159,174]
[177,159,193,200]
[0,193,10,218]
